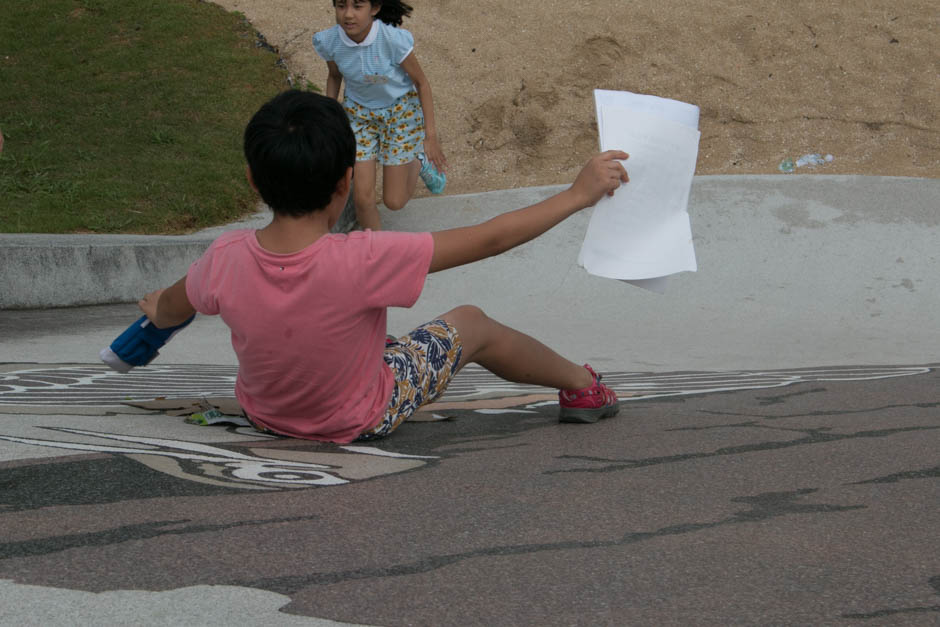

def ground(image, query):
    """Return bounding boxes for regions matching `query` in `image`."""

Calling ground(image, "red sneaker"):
[558,364,619,423]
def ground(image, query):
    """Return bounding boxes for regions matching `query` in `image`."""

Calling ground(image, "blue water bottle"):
[99,314,195,373]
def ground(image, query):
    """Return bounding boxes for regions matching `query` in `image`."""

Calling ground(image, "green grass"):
[0,0,297,234]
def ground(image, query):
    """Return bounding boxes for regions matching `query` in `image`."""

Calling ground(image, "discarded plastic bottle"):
[778,158,795,173]
[795,153,834,168]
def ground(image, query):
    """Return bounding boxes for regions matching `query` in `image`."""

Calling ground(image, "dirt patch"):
[215,0,938,197]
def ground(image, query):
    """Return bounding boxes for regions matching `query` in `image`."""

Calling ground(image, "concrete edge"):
[2,175,936,309]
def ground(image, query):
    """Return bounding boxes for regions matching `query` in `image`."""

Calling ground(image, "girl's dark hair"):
[374,1,413,26]
[332,1,413,27]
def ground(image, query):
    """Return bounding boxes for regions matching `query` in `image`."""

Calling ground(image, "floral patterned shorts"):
[344,90,425,166]
[356,319,463,441]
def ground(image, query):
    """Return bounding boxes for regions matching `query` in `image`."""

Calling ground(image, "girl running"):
[314,0,447,230]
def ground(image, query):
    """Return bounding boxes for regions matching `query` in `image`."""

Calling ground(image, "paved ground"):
[1,176,938,625]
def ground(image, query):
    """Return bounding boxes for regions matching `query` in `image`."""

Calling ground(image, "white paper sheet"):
[578,90,701,291]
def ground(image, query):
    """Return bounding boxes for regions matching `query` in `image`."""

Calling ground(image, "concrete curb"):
[0,198,357,310]
[2,176,937,310]
[0,234,213,309]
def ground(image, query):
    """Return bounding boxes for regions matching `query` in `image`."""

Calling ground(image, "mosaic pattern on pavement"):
[1,364,937,624]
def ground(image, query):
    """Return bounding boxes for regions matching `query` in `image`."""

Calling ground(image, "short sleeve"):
[312,28,335,62]
[184,233,245,316]
[355,231,433,309]
[386,26,415,64]
[185,248,219,315]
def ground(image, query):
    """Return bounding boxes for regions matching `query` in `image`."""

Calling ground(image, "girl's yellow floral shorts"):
[357,319,462,440]
[344,90,425,166]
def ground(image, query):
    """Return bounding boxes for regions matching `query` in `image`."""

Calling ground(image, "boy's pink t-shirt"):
[185,228,434,443]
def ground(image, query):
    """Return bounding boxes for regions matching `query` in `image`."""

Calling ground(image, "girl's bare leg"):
[440,305,593,390]
[381,160,421,211]
[353,159,382,231]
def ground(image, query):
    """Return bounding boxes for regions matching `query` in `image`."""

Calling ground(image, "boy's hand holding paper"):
[569,150,631,207]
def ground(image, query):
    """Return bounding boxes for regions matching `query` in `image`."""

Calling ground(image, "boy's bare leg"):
[441,305,593,391]
[353,160,382,230]
[381,160,420,211]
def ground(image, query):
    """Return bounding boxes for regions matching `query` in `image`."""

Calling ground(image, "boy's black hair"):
[243,90,355,216]
[332,1,413,27]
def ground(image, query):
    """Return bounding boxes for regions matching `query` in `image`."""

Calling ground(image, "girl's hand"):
[569,151,630,208]
[423,136,448,173]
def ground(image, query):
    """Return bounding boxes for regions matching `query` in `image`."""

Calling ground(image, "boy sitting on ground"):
[138,90,628,443]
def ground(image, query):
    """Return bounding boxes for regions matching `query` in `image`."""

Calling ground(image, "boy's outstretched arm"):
[429,151,628,273]
[138,276,196,329]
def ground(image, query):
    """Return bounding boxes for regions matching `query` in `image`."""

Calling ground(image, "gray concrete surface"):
[2,363,938,625]
[3,175,938,373]
[1,176,939,626]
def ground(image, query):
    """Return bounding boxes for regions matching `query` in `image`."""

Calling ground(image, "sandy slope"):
[215,0,938,197]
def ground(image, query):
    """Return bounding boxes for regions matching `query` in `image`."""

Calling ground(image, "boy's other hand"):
[569,151,629,208]
[138,289,163,323]
[136,277,196,329]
